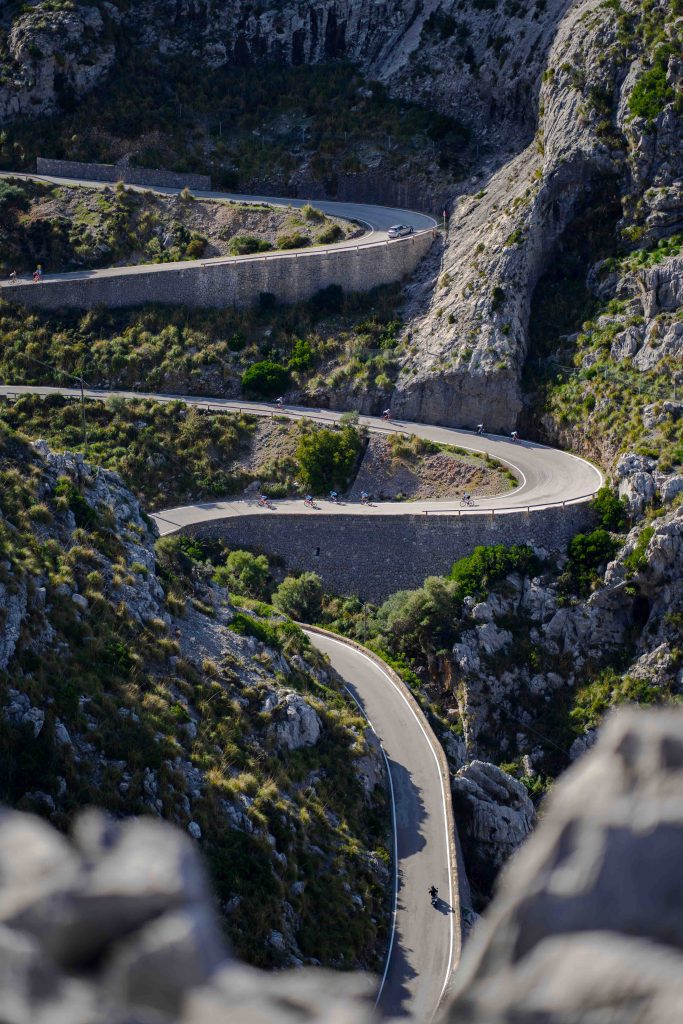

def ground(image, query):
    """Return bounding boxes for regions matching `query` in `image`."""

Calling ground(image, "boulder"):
[615,453,657,515]
[271,693,321,751]
[451,761,536,908]
[441,708,683,1023]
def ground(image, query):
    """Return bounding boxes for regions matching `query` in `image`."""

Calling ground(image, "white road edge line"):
[315,633,455,1019]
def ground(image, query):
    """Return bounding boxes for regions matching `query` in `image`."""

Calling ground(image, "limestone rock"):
[451,761,536,907]
[2,692,45,738]
[441,707,683,1023]
[615,453,657,514]
[271,693,322,750]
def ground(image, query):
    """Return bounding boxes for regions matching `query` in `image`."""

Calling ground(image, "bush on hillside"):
[375,576,460,657]
[276,233,310,250]
[273,572,323,622]
[295,424,362,493]
[591,486,628,531]
[449,544,539,598]
[229,235,273,255]
[559,528,620,596]
[213,549,269,599]
[241,360,290,398]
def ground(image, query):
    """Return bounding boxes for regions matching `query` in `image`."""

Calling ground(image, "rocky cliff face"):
[0,0,569,149]
[445,500,683,778]
[393,0,682,430]
[444,707,683,1023]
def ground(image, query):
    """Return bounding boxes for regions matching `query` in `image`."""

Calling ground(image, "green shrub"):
[276,233,310,250]
[561,529,620,595]
[376,577,460,657]
[273,573,323,622]
[295,425,362,493]
[53,477,97,529]
[449,544,539,598]
[591,487,628,531]
[229,611,281,648]
[301,204,325,222]
[229,235,273,255]
[629,58,674,123]
[624,526,654,575]
[288,338,314,372]
[185,236,207,258]
[241,361,290,398]
[317,224,344,244]
[214,550,269,599]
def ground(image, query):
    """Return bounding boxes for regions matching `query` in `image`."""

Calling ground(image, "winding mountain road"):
[0,171,436,291]
[0,388,603,527]
[303,628,459,1023]
[0,179,603,1020]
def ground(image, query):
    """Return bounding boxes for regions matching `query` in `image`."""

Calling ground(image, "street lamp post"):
[25,357,89,456]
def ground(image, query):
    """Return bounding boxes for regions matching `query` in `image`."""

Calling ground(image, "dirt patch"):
[347,435,516,501]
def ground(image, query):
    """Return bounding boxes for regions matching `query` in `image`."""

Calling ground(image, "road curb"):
[301,622,465,1003]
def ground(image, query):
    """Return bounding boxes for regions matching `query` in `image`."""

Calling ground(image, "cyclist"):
[477,423,484,436]
[275,396,284,409]
[382,408,391,422]
[257,494,270,508]
[329,490,339,503]
[360,490,370,505]
[511,430,519,442]
[304,494,315,508]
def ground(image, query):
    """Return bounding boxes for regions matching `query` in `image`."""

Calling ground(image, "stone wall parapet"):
[181,504,594,602]
[36,157,211,192]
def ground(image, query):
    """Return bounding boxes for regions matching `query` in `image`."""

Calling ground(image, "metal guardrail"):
[421,491,599,517]
[0,388,600,514]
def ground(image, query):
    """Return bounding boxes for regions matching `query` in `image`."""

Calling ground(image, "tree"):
[296,425,362,493]
[273,573,323,622]
[214,549,269,599]
[241,360,290,398]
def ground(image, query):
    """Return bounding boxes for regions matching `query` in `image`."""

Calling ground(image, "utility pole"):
[26,356,89,457]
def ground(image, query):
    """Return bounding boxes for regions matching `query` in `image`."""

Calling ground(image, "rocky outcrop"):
[0,806,377,1024]
[271,692,322,750]
[394,0,682,429]
[451,761,536,908]
[448,503,683,767]
[0,5,118,121]
[443,707,683,1023]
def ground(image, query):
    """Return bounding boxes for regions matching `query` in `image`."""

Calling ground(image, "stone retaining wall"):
[0,231,435,312]
[183,504,594,601]
[36,157,211,191]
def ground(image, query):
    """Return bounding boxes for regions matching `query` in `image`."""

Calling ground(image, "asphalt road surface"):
[303,629,457,1022]
[0,172,436,289]
[0,388,603,530]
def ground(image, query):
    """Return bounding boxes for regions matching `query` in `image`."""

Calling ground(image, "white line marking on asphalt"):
[317,634,455,1019]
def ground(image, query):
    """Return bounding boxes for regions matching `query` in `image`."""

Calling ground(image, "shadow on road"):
[431,896,454,916]
[378,937,417,1019]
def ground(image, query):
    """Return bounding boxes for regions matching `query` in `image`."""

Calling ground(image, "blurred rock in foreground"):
[2,706,683,1022]
[0,808,377,1024]
[442,707,683,1023]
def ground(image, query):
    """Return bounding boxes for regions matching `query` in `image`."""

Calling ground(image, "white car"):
[387,224,414,239]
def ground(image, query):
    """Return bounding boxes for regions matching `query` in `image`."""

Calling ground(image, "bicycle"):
[459,496,476,507]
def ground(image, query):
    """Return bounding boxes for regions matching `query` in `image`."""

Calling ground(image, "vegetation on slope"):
[0,424,390,969]
[0,285,404,399]
[0,54,470,198]
[0,177,350,275]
